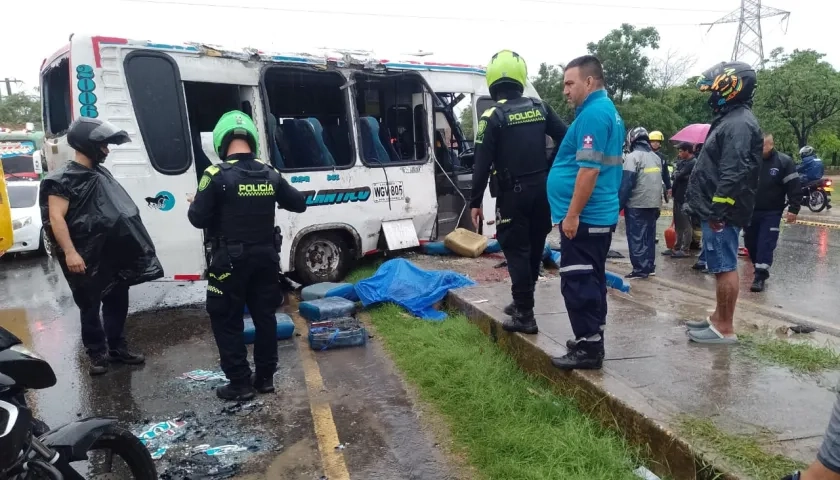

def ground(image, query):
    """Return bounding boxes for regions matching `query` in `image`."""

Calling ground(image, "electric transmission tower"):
[702,0,790,69]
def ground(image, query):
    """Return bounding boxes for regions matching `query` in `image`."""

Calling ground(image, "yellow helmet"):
[485,50,528,90]
[649,131,664,142]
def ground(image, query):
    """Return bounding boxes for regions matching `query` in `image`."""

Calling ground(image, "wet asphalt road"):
[0,255,460,479]
[605,215,840,324]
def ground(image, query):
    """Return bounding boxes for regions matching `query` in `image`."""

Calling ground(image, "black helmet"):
[67,117,131,164]
[696,61,757,113]
[626,126,650,148]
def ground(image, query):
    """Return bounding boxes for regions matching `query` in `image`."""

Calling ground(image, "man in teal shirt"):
[546,55,624,370]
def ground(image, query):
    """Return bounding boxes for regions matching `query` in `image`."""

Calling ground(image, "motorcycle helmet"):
[67,117,131,164]
[213,110,260,160]
[648,130,664,142]
[485,50,527,98]
[696,61,757,113]
[626,126,650,148]
[799,145,816,158]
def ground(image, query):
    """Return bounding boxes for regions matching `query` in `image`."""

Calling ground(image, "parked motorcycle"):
[802,177,833,213]
[0,327,156,479]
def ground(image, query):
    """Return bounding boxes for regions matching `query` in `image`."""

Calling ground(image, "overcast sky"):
[0,0,828,94]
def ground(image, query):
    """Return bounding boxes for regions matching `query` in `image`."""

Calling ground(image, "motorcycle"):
[0,327,156,479]
[801,177,833,213]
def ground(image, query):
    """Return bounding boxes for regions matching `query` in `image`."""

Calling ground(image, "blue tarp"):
[354,258,476,320]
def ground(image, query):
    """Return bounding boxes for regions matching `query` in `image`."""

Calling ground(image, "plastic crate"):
[299,296,357,322]
[308,317,367,351]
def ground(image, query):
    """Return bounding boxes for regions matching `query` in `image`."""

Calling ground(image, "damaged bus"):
[39,35,543,284]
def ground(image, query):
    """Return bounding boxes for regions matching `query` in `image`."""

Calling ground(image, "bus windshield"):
[1,156,35,175]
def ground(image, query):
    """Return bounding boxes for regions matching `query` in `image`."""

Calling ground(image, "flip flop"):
[688,325,738,344]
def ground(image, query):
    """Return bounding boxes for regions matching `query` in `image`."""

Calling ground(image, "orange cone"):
[664,219,677,249]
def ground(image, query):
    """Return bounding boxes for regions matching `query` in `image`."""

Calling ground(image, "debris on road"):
[134,409,271,479]
[180,370,227,382]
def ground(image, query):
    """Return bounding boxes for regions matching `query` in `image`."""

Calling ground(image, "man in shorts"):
[682,61,762,344]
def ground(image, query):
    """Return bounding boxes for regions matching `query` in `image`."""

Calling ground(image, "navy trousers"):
[743,210,783,279]
[559,222,614,341]
[626,208,660,275]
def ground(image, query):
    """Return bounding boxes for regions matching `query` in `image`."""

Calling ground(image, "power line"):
[703,0,790,68]
[519,0,731,14]
[108,0,708,27]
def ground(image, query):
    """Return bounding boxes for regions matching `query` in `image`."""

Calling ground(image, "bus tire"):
[293,231,352,286]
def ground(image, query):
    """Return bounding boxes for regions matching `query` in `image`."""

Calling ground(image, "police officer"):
[744,133,800,292]
[188,110,307,401]
[470,50,568,334]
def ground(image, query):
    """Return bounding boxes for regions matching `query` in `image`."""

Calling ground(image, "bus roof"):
[48,35,488,75]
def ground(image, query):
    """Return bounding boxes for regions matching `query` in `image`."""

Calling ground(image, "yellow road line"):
[657,211,840,229]
[291,311,351,480]
[796,219,840,229]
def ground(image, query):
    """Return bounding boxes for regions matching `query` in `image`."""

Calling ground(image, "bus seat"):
[323,123,352,167]
[266,113,285,169]
[359,117,391,164]
[377,124,402,162]
[288,119,326,170]
[306,118,336,167]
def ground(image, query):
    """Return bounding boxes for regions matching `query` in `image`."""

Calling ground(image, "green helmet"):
[485,50,528,90]
[213,110,259,159]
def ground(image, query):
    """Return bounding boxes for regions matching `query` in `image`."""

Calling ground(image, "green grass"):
[740,333,840,373]
[366,302,642,480]
[344,259,380,284]
[678,417,805,479]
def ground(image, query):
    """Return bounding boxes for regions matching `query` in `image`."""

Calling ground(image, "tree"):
[617,96,685,151]
[647,49,697,95]
[0,93,41,129]
[532,63,574,121]
[587,24,660,103]
[459,107,474,139]
[754,49,840,148]
[659,82,711,126]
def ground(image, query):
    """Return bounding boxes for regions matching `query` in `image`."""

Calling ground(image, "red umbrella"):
[671,123,711,144]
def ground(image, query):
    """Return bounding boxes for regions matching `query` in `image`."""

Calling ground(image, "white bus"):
[39,34,542,284]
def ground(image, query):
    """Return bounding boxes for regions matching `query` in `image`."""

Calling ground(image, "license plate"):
[825,187,834,192]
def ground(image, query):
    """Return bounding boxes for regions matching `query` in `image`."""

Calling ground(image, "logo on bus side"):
[299,187,371,207]
[145,191,175,211]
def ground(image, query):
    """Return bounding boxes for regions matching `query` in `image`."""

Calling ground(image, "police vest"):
[213,160,280,245]
[486,97,551,179]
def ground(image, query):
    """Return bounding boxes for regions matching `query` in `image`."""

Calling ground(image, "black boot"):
[89,354,109,376]
[751,268,768,292]
[551,341,605,370]
[108,348,145,365]
[503,303,515,316]
[252,373,275,394]
[216,379,256,401]
[502,308,538,334]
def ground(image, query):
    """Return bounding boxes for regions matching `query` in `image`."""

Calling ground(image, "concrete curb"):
[446,290,742,480]
[606,262,840,338]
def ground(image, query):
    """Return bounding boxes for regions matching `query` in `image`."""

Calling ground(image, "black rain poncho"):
[39,162,163,309]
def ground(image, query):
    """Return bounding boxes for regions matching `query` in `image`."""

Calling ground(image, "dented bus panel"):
[38,35,543,284]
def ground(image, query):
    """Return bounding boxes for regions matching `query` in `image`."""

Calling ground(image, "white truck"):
[39,34,543,284]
